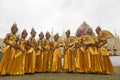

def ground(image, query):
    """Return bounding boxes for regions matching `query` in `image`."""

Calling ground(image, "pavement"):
[110,56,120,66]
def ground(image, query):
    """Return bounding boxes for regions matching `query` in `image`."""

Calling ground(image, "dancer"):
[25,28,36,73]
[43,31,51,72]
[36,32,44,72]
[84,28,102,73]
[11,29,28,75]
[0,23,18,75]
[63,30,75,72]
[51,33,62,72]
[95,27,114,74]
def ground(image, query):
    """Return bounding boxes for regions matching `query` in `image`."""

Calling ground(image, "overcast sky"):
[0,0,120,38]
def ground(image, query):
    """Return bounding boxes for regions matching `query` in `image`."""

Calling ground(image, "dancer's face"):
[22,31,28,39]
[39,33,44,40]
[11,26,18,34]
[31,31,36,37]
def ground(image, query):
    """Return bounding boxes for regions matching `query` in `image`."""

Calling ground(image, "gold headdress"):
[66,29,70,34]
[22,29,27,33]
[39,31,44,36]
[55,33,59,36]
[32,27,35,31]
[22,29,27,35]
[31,27,36,33]
[23,29,26,31]
[46,31,50,35]
[12,22,17,27]
[40,31,43,34]
[54,33,59,38]
[96,26,101,30]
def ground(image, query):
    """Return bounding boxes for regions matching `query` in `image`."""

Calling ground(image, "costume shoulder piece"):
[83,35,95,45]
[92,35,99,42]
[69,36,76,43]
[7,33,14,36]
[70,36,76,41]
[58,38,65,46]
[99,30,114,41]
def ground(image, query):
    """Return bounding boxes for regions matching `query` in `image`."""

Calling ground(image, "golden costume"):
[9,38,26,75]
[43,39,51,72]
[63,37,75,72]
[98,30,114,74]
[0,33,17,75]
[85,35,102,73]
[36,39,44,72]
[51,41,62,72]
[75,36,90,73]
[25,37,36,73]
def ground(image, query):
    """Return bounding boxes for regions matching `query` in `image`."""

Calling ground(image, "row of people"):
[0,23,114,76]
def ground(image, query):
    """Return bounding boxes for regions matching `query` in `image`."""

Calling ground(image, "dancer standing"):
[43,31,51,72]
[95,27,114,74]
[51,33,62,72]
[11,29,28,75]
[0,23,18,75]
[25,28,36,73]
[63,30,75,72]
[36,32,44,72]
[84,29,102,73]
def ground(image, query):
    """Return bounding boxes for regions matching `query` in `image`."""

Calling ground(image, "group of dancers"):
[0,23,114,76]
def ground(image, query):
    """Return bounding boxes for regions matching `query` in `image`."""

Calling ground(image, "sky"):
[0,0,120,38]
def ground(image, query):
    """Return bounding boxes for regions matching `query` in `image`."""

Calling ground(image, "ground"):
[0,66,120,80]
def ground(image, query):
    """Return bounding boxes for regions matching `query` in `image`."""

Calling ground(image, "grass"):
[0,66,120,80]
